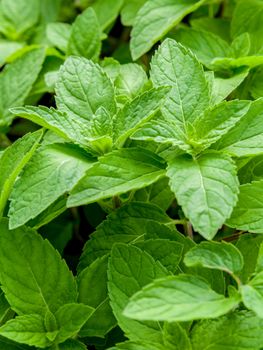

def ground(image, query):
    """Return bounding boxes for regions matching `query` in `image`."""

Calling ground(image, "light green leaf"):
[136,239,183,273]
[0,219,77,317]
[173,27,231,68]
[9,143,94,229]
[46,22,71,53]
[0,48,45,127]
[190,311,263,350]
[91,0,123,30]
[55,303,94,344]
[167,152,239,239]
[110,342,163,350]
[78,202,173,270]
[1,0,40,38]
[114,87,170,147]
[120,0,147,26]
[68,148,166,207]
[150,38,210,130]
[231,33,251,58]
[190,100,250,151]
[213,99,263,157]
[184,241,244,274]
[0,40,24,66]
[54,339,86,350]
[67,8,101,61]
[210,69,249,105]
[236,234,263,282]
[241,272,263,318]
[231,0,263,54]
[108,243,168,343]
[227,180,263,233]
[163,322,192,350]
[130,0,205,60]
[124,275,240,321]
[212,56,263,71]
[0,130,43,217]
[55,56,116,122]
[0,314,53,348]
[77,256,116,338]
[114,63,148,102]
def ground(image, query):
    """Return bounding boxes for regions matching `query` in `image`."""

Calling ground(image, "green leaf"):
[0,219,77,316]
[210,69,249,105]
[0,48,45,127]
[113,87,170,147]
[241,272,263,318]
[77,256,116,338]
[184,241,244,274]
[55,56,116,122]
[68,148,166,207]
[150,38,210,130]
[55,303,94,344]
[0,130,43,217]
[124,275,240,321]
[67,8,101,61]
[108,243,168,343]
[54,339,86,350]
[231,0,263,54]
[1,0,40,38]
[173,27,231,68]
[190,311,263,350]
[46,22,71,53]
[0,40,24,66]
[8,143,94,229]
[213,99,263,157]
[236,234,263,282]
[91,0,123,30]
[227,180,263,233]
[163,322,192,350]
[191,17,231,42]
[0,314,53,348]
[78,202,173,270]
[167,152,239,239]
[110,342,163,350]
[0,336,32,350]
[130,0,205,60]
[114,63,148,102]
[231,33,251,58]
[190,100,251,151]
[136,239,183,273]
[120,0,147,26]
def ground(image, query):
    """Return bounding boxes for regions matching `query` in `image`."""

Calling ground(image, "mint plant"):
[2,0,263,349]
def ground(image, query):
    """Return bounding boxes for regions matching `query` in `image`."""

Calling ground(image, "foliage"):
[1,0,263,349]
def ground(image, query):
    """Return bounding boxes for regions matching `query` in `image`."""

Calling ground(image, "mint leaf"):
[0,48,45,127]
[0,129,43,217]
[227,180,263,233]
[78,202,173,270]
[1,0,40,38]
[167,152,239,239]
[108,243,168,343]
[121,0,147,26]
[130,0,205,60]
[54,339,86,350]
[173,27,231,68]
[136,239,183,273]
[184,241,244,274]
[0,336,32,350]
[8,143,94,229]
[68,148,166,207]
[213,99,263,157]
[150,38,210,130]
[77,256,116,338]
[113,87,170,147]
[0,219,77,316]
[190,311,263,350]
[0,314,53,348]
[55,303,94,343]
[55,56,116,122]
[67,8,101,61]
[124,275,240,321]
[163,322,192,350]
[46,23,71,53]
[0,40,24,66]
[91,0,123,30]
[190,100,251,151]
[241,272,263,318]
